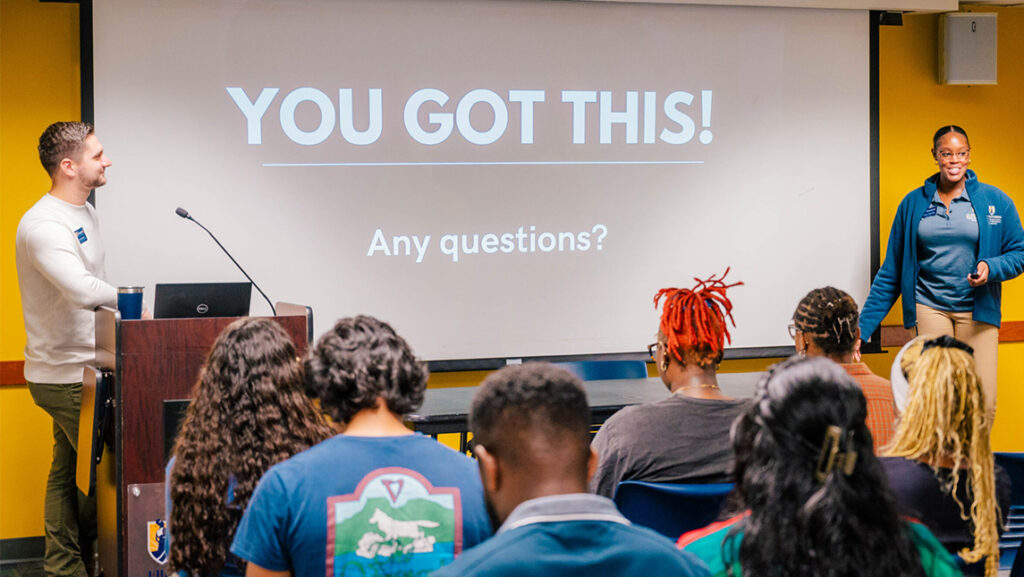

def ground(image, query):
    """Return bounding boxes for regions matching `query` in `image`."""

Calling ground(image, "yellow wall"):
[1,0,82,540]
[2,3,1023,540]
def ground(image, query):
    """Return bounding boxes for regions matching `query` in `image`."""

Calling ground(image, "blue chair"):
[555,360,648,381]
[996,453,1024,571]
[1012,537,1024,577]
[613,480,734,540]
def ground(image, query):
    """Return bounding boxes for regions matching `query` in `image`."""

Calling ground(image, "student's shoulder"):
[611,523,711,575]
[431,530,522,576]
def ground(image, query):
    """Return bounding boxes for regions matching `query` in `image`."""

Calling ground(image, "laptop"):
[153,282,252,319]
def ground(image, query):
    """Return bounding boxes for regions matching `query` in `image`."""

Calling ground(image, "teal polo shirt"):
[915,189,979,313]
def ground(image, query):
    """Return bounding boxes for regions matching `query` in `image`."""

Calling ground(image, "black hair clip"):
[922,335,974,356]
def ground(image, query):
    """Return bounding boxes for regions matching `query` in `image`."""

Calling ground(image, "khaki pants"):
[27,381,96,577]
[915,304,999,419]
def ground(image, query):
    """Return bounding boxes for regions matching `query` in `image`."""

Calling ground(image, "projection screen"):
[93,0,872,363]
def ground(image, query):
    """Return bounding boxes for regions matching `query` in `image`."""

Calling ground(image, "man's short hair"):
[38,121,94,176]
[305,315,428,424]
[470,363,590,466]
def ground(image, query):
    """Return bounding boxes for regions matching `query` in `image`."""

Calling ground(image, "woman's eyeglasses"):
[647,342,659,361]
[937,149,970,161]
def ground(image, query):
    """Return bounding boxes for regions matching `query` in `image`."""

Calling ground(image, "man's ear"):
[58,157,75,178]
[474,443,501,493]
[586,446,599,483]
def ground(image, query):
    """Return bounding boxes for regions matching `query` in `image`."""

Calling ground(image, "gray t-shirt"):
[589,394,749,498]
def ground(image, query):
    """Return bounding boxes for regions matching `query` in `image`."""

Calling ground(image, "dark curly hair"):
[792,286,859,357]
[38,121,93,176]
[305,315,428,424]
[724,356,925,577]
[168,317,334,576]
[470,363,591,470]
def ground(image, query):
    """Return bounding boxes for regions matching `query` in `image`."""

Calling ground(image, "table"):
[406,372,764,451]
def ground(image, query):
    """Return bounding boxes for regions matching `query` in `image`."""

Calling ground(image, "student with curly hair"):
[590,269,748,497]
[881,336,1011,577]
[790,286,897,451]
[166,317,335,577]
[679,356,962,577]
[231,316,491,577]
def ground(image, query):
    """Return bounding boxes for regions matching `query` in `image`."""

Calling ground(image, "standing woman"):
[166,318,335,576]
[859,126,1024,416]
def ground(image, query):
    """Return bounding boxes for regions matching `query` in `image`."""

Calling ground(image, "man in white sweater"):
[15,122,117,577]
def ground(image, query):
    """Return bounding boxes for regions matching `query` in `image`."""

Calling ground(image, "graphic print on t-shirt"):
[326,467,463,576]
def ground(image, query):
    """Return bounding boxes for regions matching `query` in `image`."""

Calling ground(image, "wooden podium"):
[85,305,310,577]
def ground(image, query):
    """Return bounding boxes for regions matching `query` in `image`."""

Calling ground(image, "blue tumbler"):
[117,286,144,320]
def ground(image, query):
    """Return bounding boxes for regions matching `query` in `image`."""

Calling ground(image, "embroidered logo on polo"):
[988,205,1002,225]
[326,467,462,576]
[74,227,88,244]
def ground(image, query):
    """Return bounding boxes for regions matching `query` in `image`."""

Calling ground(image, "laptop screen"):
[153,282,252,319]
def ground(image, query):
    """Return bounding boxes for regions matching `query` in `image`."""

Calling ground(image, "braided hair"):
[653,268,742,368]
[886,336,999,576]
[792,286,859,357]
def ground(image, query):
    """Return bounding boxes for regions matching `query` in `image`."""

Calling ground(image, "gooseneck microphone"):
[175,207,277,316]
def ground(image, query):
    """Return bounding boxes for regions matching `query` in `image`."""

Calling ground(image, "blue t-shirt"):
[915,190,979,312]
[231,434,492,577]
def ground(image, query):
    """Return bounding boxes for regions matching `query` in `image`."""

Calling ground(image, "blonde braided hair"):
[885,337,999,577]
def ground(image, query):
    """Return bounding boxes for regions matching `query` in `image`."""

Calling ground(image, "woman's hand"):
[968,261,990,287]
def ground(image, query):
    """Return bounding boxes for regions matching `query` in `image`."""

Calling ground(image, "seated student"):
[790,286,898,451]
[679,356,962,577]
[590,270,748,497]
[231,315,491,577]
[881,336,1011,577]
[167,317,335,577]
[434,363,710,577]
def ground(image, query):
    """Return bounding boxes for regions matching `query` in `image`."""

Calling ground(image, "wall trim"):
[2,320,1022,386]
[880,319,1024,348]
[0,361,25,387]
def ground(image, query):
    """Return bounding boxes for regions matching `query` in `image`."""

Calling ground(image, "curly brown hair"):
[168,317,335,575]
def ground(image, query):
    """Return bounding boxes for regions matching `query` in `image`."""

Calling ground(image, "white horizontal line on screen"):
[262,160,705,167]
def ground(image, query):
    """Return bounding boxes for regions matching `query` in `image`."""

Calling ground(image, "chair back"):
[555,360,648,381]
[613,480,734,540]
[996,453,1024,571]
[1011,537,1024,577]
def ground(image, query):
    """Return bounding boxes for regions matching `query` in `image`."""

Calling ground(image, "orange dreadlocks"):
[654,268,742,367]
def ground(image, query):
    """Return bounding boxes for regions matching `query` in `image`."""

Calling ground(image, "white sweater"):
[15,194,117,383]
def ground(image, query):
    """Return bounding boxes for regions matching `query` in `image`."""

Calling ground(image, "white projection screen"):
[92,0,872,364]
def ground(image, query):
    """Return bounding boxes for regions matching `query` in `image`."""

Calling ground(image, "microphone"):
[175,207,277,316]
